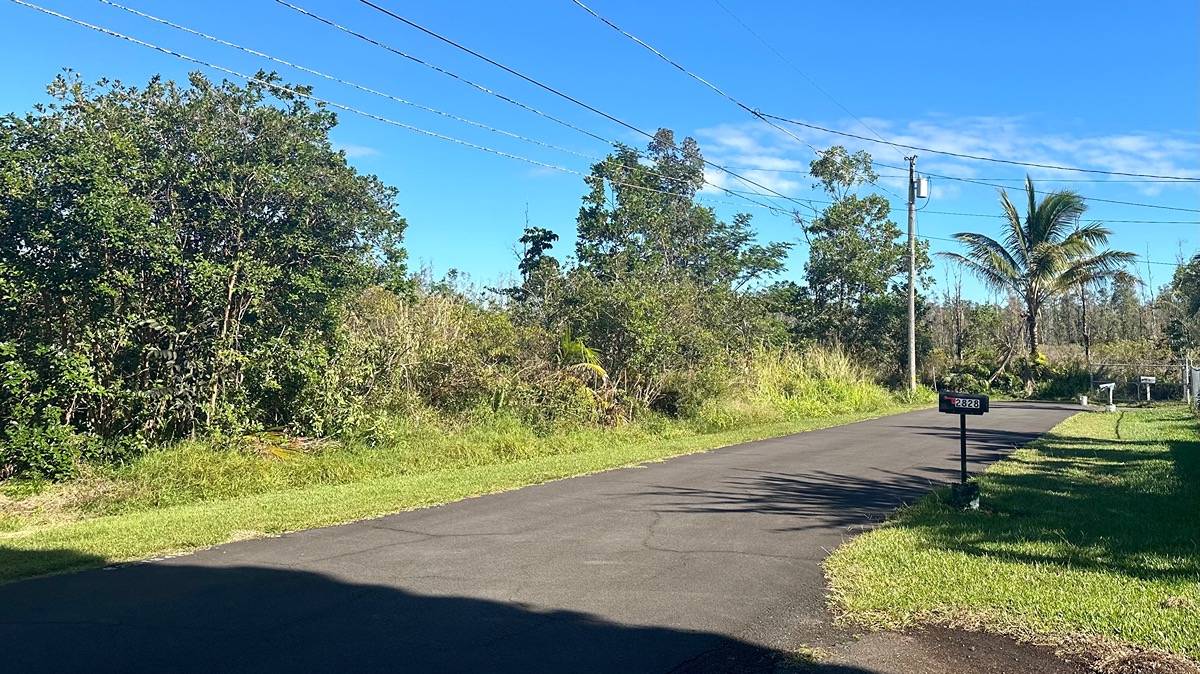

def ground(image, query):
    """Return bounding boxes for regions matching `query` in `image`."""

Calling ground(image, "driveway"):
[0,402,1077,673]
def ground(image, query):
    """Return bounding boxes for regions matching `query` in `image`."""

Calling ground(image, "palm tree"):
[940,176,1136,360]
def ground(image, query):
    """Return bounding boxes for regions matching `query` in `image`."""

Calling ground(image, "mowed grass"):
[827,406,1200,659]
[0,401,920,584]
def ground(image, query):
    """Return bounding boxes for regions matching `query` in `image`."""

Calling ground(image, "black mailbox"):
[938,390,990,492]
[938,391,989,416]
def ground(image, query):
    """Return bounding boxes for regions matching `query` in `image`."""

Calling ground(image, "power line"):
[870,161,1200,214]
[570,2,1198,188]
[272,0,612,146]
[348,0,830,213]
[921,235,1185,268]
[884,175,1200,185]
[708,0,905,163]
[20,0,1195,260]
[695,195,1191,268]
[724,158,1200,214]
[280,0,1200,219]
[762,111,1200,181]
[729,166,1190,185]
[98,0,803,218]
[569,0,904,201]
[713,186,1200,225]
[10,0,794,218]
[95,0,596,161]
[266,1,806,217]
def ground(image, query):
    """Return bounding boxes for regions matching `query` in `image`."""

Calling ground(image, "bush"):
[0,73,406,477]
[1,414,79,481]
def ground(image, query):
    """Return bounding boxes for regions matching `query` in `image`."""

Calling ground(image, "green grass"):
[0,399,925,584]
[826,405,1200,660]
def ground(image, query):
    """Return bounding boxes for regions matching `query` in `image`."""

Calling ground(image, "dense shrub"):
[0,73,405,476]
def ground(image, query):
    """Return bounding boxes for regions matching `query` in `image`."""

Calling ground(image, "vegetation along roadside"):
[826,405,1200,664]
[3,72,1197,591]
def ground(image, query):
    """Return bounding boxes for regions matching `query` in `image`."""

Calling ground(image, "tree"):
[540,129,791,408]
[1162,254,1200,359]
[774,146,930,376]
[0,71,406,474]
[1072,255,1140,364]
[940,176,1134,360]
[496,225,560,304]
[576,129,790,290]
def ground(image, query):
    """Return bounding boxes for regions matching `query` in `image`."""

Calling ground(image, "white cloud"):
[692,115,1200,201]
[333,142,380,158]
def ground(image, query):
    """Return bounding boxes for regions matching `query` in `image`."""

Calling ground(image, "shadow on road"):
[634,468,957,532]
[0,549,880,673]
[631,416,1058,532]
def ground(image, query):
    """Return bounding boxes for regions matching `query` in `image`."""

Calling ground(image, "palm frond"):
[1057,222,1112,259]
[998,188,1029,268]
[1055,249,1139,290]
[937,251,1018,294]
[1032,189,1087,244]
[953,231,1020,279]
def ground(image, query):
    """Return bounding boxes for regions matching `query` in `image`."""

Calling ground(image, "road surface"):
[0,402,1076,673]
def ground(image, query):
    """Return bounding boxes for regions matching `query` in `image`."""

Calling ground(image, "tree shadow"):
[0,549,879,673]
[0,546,109,582]
[631,419,1045,533]
[636,468,963,533]
[902,411,1200,582]
[629,409,1200,583]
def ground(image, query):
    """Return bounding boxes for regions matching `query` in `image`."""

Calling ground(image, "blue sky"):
[3,0,1198,300]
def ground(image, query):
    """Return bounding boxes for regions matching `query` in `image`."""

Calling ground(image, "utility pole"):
[906,155,918,392]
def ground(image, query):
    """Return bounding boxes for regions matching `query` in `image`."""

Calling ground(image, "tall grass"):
[1,346,926,529]
[692,348,914,431]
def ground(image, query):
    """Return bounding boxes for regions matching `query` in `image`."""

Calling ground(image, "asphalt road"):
[0,402,1077,673]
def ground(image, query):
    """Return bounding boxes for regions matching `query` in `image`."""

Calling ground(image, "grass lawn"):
[826,405,1200,660]
[0,404,920,585]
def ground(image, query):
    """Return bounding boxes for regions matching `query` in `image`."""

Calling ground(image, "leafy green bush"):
[0,74,406,477]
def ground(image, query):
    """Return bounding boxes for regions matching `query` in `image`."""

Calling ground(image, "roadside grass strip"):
[826,406,1200,660]
[0,407,915,584]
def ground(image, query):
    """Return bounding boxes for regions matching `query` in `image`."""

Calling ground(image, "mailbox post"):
[1139,376,1156,402]
[1098,382,1116,412]
[938,391,990,485]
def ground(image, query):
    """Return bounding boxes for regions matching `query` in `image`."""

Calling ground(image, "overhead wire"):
[761,111,1200,181]
[94,0,595,161]
[345,0,826,217]
[568,0,904,201]
[17,0,1192,265]
[272,0,612,146]
[918,235,1185,268]
[9,0,793,218]
[740,166,1198,185]
[708,0,907,164]
[871,161,1200,214]
[92,0,805,218]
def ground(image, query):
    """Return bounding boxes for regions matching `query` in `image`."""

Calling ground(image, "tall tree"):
[777,145,930,375]
[940,176,1134,360]
[1163,254,1200,359]
[576,129,789,290]
[0,71,406,468]
[553,129,791,407]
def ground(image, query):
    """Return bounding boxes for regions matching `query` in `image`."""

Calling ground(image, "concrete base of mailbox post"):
[950,482,980,510]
